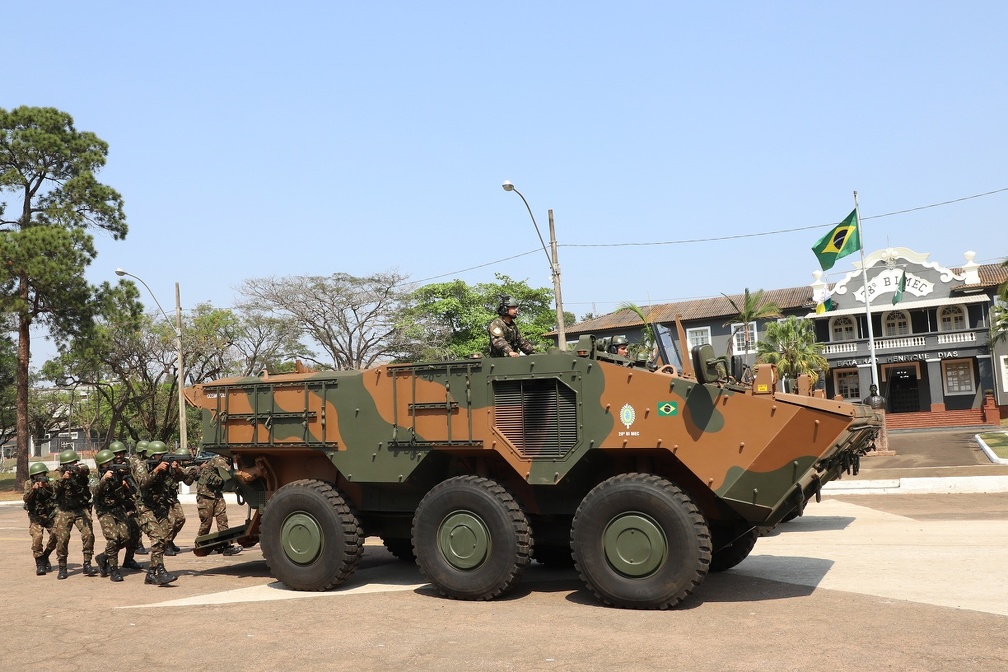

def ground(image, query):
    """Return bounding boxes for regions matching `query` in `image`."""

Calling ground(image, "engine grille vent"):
[493,378,577,459]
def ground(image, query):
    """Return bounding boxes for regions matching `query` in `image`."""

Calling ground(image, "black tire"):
[571,473,711,609]
[709,527,759,572]
[260,479,364,591]
[381,537,416,562]
[412,475,532,601]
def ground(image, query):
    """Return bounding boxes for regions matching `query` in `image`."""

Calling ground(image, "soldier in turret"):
[488,296,535,357]
[51,449,98,580]
[23,462,58,575]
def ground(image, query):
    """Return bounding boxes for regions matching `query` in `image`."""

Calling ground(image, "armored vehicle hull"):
[186,346,880,609]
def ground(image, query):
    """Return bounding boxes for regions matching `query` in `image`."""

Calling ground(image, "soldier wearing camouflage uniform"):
[111,440,145,569]
[23,462,58,575]
[92,449,133,582]
[163,447,198,556]
[196,454,242,555]
[488,296,535,358]
[51,449,98,580]
[131,441,178,586]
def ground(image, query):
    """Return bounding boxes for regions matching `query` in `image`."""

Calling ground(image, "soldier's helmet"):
[146,440,168,457]
[136,440,150,455]
[58,449,80,466]
[172,447,191,459]
[109,440,127,454]
[95,449,115,467]
[608,335,629,354]
[29,462,49,476]
[497,295,519,316]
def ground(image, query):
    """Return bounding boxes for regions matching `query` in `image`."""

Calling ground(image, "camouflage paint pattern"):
[187,350,879,526]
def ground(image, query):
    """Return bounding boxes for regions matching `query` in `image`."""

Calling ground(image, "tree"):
[991,258,1008,347]
[237,270,412,370]
[0,106,126,488]
[615,302,657,362]
[399,275,557,361]
[756,316,828,384]
[0,330,17,450]
[723,288,782,368]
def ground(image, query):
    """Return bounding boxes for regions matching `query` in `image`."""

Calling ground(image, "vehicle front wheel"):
[571,473,711,609]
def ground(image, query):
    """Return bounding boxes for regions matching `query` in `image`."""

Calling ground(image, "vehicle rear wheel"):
[709,526,759,572]
[260,479,363,591]
[381,536,416,562]
[412,475,531,600]
[571,473,711,609]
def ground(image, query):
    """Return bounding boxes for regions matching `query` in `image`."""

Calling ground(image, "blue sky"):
[6,2,1007,364]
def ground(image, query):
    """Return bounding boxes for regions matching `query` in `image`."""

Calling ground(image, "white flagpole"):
[854,190,879,388]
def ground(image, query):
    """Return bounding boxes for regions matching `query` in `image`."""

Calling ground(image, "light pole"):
[115,268,187,451]
[501,180,567,350]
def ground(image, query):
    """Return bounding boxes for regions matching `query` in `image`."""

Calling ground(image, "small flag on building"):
[813,286,833,314]
[892,270,906,305]
[812,208,861,271]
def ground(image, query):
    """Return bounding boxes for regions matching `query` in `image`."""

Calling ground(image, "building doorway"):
[886,366,920,413]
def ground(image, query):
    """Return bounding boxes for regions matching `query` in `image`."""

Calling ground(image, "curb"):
[974,432,1008,466]
[823,474,1008,495]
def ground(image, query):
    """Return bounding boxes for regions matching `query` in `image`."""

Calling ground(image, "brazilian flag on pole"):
[812,208,861,271]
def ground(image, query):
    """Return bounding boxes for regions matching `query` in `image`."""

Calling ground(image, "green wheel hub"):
[602,512,667,578]
[280,512,324,565]
[437,511,491,570]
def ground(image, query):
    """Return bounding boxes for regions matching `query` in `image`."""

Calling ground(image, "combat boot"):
[95,553,109,578]
[42,550,53,572]
[122,556,143,570]
[35,557,46,576]
[136,541,148,555]
[164,544,176,557]
[109,566,123,583]
[156,565,178,584]
[82,560,98,577]
[222,544,242,556]
[144,568,165,585]
[168,541,181,553]
[57,563,68,580]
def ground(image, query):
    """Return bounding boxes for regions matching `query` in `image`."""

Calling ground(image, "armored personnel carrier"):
[185,338,879,609]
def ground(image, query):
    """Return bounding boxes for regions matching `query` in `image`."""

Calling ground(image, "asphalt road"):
[2,493,1007,672]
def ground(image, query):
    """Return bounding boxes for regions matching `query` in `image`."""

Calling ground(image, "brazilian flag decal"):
[657,401,678,416]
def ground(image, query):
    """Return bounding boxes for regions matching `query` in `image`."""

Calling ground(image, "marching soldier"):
[23,462,58,575]
[196,453,241,555]
[51,449,98,580]
[110,440,145,570]
[132,441,177,586]
[92,449,133,582]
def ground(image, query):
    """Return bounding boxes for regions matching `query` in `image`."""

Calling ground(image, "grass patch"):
[979,432,1008,459]
[0,469,23,500]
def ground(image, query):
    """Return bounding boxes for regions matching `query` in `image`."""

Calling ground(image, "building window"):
[730,322,758,355]
[830,315,857,341]
[883,310,911,337]
[942,359,975,396]
[938,305,966,332]
[834,369,861,401]
[1002,355,1008,393]
[686,327,711,349]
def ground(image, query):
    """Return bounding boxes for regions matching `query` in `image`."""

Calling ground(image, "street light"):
[501,180,567,349]
[115,268,187,452]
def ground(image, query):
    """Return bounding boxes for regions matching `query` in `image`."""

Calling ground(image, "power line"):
[412,186,1008,284]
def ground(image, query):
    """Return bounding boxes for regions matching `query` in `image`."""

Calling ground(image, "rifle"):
[104,462,138,494]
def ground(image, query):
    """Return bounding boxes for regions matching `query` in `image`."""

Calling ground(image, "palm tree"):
[723,288,782,369]
[990,258,1008,347]
[757,316,828,385]
[615,302,657,361]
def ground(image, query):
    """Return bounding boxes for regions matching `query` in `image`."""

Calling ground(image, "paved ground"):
[2,428,1007,670]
